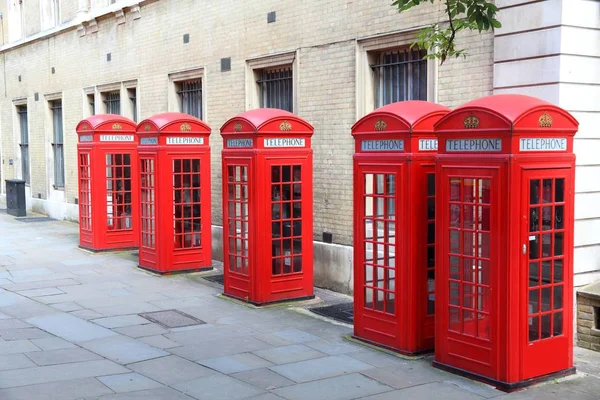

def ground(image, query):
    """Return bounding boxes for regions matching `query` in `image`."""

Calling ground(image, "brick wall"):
[576,293,600,351]
[0,0,494,245]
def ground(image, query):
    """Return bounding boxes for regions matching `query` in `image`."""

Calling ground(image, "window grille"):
[104,91,121,115]
[257,67,293,112]
[17,106,29,184]
[177,80,202,119]
[51,100,65,188]
[372,48,427,107]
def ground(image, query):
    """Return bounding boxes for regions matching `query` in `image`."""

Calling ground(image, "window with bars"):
[128,88,137,122]
[51,100,65,188]
[87,94,95,116]
[104,91,121,115]
[372,48,427,107]
[177,80,202,119]
[17,106,29,184]
[257,67,293,112]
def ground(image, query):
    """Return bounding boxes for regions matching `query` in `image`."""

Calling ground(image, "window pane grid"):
[51,100,64,188]
[79,153,92,231]
[363,173,396,315]
[258,67,293,112]
[373,48,427,107]
[178,80,202,119]
[227,166,249,275]
[528,178,565,342]
[18,106,29,184]
[271,165,303,275]
[448,178,491,340]
[104,91,121,114]
[106,154,132,231]
[426,173,436,315]
[173,159,202,249]
[141,158,156,249]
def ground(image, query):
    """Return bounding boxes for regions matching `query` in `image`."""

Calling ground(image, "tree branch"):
[444,0,456,63]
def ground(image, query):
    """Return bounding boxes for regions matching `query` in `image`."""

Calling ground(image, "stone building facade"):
[0,0,597,296]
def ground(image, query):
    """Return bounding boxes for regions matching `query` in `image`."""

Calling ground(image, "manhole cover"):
[139,310,205,328]
[203,274,224,285]
[310,302,354,324]
[16,217,56,223]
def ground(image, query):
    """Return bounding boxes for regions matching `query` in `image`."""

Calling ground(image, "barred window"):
[17,106,29,184]
[128,88,137,122]
[51,100,65,188]
[257,67,293,112]
[372,48,427,107]
[87,94,95,116]
[177,80,202,119]
[104,91,121,115]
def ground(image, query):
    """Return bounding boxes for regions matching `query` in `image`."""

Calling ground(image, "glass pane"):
[449,281,459,306]
[554,232,564,256]
[463,205,475,230]
[542,260,551,284]
[427,223,435,244]
[541,287,551,312]
[541,314,551,339]
[529,316,539,342]
[529,235,540,260]
[427,246,435,267]
[554,259,563,283]
[450,205,460,228]
[555,179,564,202]
[554,285,563,309]
[427,198,435,220]
[449,307,460,331]
[375,290,384,311]
[529,262,539,287]
[449,256,460,280]
[530,180,540,205]
[542,234,551,258]
[541,207,552,231]
[450,230,460,254]
[529,289,539,314]
[427,174,435,196]
[529,208,539,232]
[542,179,552,203]
[376,175,385,194]
[450,178,461,201]
[554,312,563,336]
[555,206,564,229]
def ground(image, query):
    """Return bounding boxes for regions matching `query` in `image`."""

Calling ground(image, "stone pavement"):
[0,212,599,399]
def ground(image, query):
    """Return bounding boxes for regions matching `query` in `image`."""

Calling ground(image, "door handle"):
[522,244,527,255]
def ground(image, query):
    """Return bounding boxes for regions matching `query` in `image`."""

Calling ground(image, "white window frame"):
[44,92,65,192]
[246,51,298,112]
[168,68,206,120]
[356,30,437,119]
[12,97,29,184]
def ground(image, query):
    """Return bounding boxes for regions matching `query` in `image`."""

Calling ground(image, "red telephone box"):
[135,113,212,274]
[76,115,139,252]
[433,94,578,390]
[351,101,450,354]
[220,109,314,305]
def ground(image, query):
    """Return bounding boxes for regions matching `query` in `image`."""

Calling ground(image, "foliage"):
[391,0,501,64]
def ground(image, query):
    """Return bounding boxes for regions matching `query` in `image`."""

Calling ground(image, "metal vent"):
[310,302,354,324]
[267,11,276,23]
[106,53,111,62]
[203,274,224,285]
[51,67,55,74]
[221,57,231,72]
[18,75,21,82]
[34,93,39,101]
[139,310,205,328]
[183,33,190,43]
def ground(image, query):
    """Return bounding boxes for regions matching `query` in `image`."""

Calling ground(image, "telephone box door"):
[78,151,93,247]
[438,167,498,377]
[521,169,572,379]
[223,159,253,300]
[355,163,402,349]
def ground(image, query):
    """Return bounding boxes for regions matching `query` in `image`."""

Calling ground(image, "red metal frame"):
[76,115,139,252]
[220,109,314,305]
[433,94,578,391]
[136,113,212,274]
[351,101,450,355]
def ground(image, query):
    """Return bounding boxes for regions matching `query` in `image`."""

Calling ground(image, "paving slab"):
[304,337,364,355]
[0,359,129,388]
[137,334,181,349]
[0,327,54,340]
[97,372,164,393]
[113,323,169,338]
[0,319,31,329]
[0,353,36,371]
[269,354,373,383]
[360,381,486,400]
[25,347,103,366]
[69,309,105,320]
[270,328,322,344]
[128,355,215,385]
[0,377,114,400]
[246,394,286,400]
[26,313,117,342]
[273,372,393,400]
[173,373,265,400]
[253,344,327,365]
[31,337,77,351]
[51,302,83,312]
[360,361,449,389]
[94,386,194,400]
[0,339,40,355]
[91,315,151,329]
[79,335,169,364]
[198,353,274,374]
[231,368,295,390]
[170,336,272,361]
[346,349,409,368]
[17,287,65,297]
